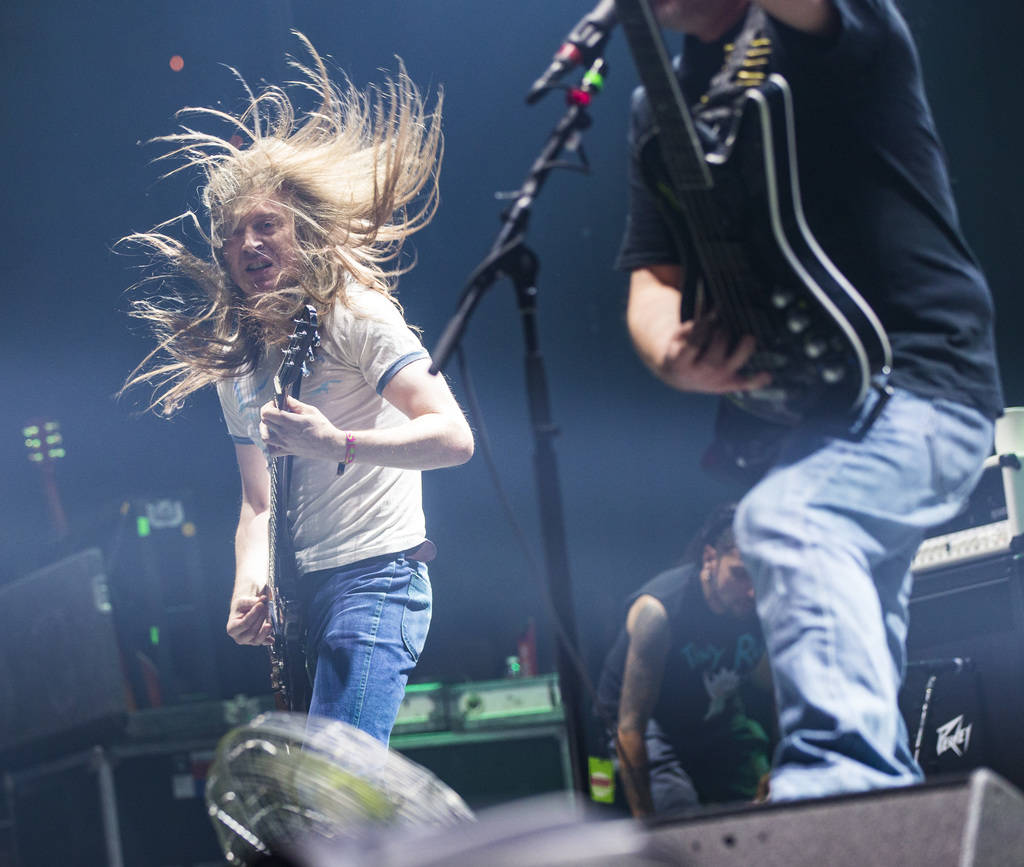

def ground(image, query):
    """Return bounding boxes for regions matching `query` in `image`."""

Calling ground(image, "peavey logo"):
[935,714,973,758]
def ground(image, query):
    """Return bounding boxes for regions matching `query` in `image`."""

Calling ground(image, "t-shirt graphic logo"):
[935,714,973,758]
[702,667,740,720]
[304,378,340,397]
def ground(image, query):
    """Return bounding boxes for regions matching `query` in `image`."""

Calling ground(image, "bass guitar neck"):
[265,305,319,712]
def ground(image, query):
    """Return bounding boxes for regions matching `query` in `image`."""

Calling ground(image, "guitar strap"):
[693,6,772,154]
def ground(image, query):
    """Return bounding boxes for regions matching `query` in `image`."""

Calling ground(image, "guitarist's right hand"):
[662,319,772,394]
[227,590,273,645]
[627,266,771,394]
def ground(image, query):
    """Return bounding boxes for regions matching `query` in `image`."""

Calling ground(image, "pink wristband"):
[343,431,356,465]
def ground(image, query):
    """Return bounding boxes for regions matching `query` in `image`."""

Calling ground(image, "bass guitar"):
[267,304,320,712]
[615,0,891,427]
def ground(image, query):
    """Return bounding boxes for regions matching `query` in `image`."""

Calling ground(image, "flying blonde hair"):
[121,33,443,415]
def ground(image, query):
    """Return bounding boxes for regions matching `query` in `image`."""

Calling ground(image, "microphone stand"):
[906,657,970,768]
[430,59,610,796]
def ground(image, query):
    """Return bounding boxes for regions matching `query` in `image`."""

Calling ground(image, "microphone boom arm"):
[430,58,608,376]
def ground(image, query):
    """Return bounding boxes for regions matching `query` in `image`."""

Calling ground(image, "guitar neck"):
[267,455,282,583]
[264,305,319,712]
[267,387,291,598]
[616,0,712,191]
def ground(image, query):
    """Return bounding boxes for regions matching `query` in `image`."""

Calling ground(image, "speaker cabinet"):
[7,742,224,867]
[905,552,1024,789]
[392,723,572,810]
[0,549,128,761]
[644,769,1024,866]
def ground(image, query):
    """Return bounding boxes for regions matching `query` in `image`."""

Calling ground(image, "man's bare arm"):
[757,0,839,37]
[259,358,474,470]
[617,594,672,818]
[225,442,273,646]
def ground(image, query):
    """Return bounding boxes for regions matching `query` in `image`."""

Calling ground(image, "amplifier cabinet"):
[448,674,563,730]
[904,552,1024,790]
[392,723,572,811]
[0,549,128,762]
[5,740,224,867]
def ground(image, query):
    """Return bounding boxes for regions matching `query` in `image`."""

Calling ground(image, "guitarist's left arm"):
[258,357,475,471]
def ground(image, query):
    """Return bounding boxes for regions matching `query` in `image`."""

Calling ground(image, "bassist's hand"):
[627,266,771,395]
[260,395,337,460]
[658,320,772,394]
[227,592,272,645]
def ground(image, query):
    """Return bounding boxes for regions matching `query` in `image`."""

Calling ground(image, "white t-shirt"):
[216,286,429,573]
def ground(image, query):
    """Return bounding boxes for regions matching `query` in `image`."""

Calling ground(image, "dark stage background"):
[2,1,1021,710]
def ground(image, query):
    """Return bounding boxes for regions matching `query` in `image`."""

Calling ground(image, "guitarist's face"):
[221,197,300,297]
[700,544,756,619]
[652,0,748,39]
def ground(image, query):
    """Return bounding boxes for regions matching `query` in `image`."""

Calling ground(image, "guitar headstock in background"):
[22,418,69,539]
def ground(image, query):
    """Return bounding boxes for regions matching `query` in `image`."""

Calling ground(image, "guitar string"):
[624,0,759,352]
[657,9,773,363]
[688,24,773,358]
[266,306,318,711]
[626,0,780,379]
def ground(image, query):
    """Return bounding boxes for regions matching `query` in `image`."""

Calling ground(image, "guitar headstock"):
[274,305,320,399]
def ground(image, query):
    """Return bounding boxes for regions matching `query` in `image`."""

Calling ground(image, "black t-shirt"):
[597,564,766,747]
[617,0,1002,419]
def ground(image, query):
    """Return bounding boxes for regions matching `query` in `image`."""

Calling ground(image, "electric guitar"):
[267,304,320,712]
[615,0,891,429]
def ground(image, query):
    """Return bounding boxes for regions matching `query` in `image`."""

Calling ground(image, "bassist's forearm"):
[627,265,686,383]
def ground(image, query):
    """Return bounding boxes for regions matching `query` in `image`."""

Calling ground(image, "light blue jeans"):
[734,388,993,800]
[301,553,432,743]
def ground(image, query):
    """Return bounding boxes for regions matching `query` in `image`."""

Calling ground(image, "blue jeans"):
[614,715,771,813]
[301,553,432,743]
[734,388,993,800]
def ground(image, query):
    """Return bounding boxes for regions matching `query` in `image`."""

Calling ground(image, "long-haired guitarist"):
[121,35,473,742]
[617,0,1002,799]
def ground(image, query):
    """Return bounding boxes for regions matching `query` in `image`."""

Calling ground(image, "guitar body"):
[639,74,892,426]
[267,305,319,713]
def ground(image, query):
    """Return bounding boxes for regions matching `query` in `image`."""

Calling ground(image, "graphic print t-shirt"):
[216,285,430,574]
[598,565,766,745]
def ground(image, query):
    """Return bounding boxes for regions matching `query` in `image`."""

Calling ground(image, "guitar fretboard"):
[615,0,712,191]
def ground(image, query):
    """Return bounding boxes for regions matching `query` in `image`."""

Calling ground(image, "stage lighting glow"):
[23,419,65,462]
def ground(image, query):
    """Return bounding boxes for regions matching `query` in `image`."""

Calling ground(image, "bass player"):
[121,37,473,742]
[617,0,1002,800]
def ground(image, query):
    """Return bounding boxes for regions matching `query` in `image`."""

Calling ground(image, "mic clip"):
[527,0,617,104]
